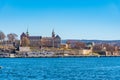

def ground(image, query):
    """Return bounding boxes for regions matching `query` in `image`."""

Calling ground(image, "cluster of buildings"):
[19,29,120,56]
[1,29,120,57]
[1,28,120,58]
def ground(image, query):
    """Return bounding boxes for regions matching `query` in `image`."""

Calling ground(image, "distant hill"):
[62,39,120,46]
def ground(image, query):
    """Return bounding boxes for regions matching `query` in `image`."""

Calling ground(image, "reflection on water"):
[0,57,120,80]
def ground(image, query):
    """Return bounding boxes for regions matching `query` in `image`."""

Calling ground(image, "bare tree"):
[93,44,102,52]
[0,31,5,45]
[21,37,30,47]
[74,42,86,49]
[7,33,18,43]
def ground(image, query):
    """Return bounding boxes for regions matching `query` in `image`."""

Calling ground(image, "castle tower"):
[26,28,29,37]
[52,29,55,38]
[52,29,55,48]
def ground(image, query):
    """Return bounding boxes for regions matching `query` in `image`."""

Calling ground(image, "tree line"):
[0,30,18,45]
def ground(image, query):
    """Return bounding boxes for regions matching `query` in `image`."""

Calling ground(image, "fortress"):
[20,29,61,48]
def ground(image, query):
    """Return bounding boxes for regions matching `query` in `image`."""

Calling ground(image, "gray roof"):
[56,35,60,38]
[29,36,42,39]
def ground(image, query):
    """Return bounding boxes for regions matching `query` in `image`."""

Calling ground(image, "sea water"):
[0,57,120,80]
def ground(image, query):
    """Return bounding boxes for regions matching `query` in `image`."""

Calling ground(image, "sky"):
[0,0,120,40]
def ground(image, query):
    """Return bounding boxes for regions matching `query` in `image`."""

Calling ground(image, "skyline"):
[0,0,120,40]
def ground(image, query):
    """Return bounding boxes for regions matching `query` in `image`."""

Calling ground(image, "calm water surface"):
[0,57,120,80]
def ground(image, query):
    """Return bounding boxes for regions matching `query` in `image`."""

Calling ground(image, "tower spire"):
[26,27,29,36]
[52,29,55,37]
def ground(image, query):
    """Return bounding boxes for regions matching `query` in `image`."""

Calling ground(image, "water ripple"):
[0,57,120,80]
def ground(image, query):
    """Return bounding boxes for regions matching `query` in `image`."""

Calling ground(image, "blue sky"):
[0,0,120,40]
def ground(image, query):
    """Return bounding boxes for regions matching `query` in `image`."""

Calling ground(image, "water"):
[1,57,120,80]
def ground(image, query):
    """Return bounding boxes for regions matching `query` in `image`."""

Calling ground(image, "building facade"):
[20,30,61,48]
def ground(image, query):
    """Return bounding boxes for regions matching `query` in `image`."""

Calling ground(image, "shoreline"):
[1,55,120,58]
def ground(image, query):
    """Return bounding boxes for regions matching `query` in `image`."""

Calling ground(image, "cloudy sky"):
[0,0,120,40]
